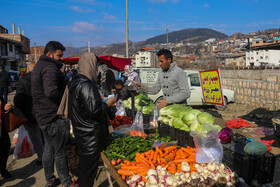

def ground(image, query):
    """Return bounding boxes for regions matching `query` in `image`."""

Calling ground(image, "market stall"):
[61,56,131,71]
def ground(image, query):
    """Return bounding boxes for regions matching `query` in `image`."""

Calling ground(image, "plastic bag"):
[149,105,159,127]
[12,129,19,145]
[115,100,126,116]
[191,123,223,163]
[13,125,35,160]
[129,111,147,138]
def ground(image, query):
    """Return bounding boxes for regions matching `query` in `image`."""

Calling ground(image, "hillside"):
[67,28,228,57]
[145,28,228,44]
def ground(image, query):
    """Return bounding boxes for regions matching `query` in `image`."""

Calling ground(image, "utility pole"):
[34,43,37,62]
[126,0,129,58]
[88,40,90,53]
[166,25,169,49]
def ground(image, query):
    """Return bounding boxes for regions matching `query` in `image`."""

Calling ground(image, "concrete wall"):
[221,70,280,110]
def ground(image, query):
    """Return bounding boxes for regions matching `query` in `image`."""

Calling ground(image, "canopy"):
[61,56,131,71]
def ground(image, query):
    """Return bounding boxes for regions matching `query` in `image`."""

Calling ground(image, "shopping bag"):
[115,100,126,116]
[149,105,159,127]
[191,123,223,163]
[13,125,35,160]
[4,108,28,132]
[129,111,147,138]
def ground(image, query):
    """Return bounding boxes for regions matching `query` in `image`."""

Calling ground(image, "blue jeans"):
[0,87,8,103]
[40,119,72,186]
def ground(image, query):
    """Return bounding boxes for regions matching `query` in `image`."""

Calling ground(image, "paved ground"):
[0,91,119,187]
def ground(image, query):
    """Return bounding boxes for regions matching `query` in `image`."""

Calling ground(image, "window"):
[251,57,254,59]
[247,57,250,60]
[260,56,263,59]
[256,41,259,44]
[9,44,13,52]
[188,74,200,87]
[265,56,268,60]
[256,52,258,55]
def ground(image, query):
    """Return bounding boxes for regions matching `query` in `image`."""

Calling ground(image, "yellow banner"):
[199,69,224,105]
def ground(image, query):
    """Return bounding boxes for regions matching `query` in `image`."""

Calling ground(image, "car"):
[136,68,235,110]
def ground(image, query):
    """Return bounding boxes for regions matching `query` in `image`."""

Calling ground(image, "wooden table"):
[100,152,128,187]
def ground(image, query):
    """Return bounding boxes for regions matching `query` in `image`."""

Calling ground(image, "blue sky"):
[1,0,280,47]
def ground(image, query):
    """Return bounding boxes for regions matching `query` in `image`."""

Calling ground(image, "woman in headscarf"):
[68,53,116,187]
[123,65,141,83]
[98,64,115,97]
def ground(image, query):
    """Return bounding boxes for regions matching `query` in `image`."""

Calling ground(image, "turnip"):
[160,170,167,176]
[174,173,180,180]
[191,172,199,179]
[160,182,167,187]
[137,181,145,187]
[227,182,233,186]
[126,179,132,184]
[147,169,158,177]
[131,175,142,183]
[165,176,174,186]
[207,162,216,171]
[181,162,190,172]
[172,181,178,186]
[194,164,202,173]
[129,181,137,187]
[185,172,190,179]
[149,174,159,184]
[177,179,183,185]
[157,165,163,170]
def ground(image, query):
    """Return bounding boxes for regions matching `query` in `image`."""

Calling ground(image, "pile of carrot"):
[117,146,196,180]
[129,130,147,139]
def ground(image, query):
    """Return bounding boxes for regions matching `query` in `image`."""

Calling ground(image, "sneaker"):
[62,180,79,187]
[0,169,12,179]
[45,178,61,187]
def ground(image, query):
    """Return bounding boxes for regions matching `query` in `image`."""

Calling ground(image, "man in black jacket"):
[14,63,43,165]
[0,65,10,103]
[31,41,75,187]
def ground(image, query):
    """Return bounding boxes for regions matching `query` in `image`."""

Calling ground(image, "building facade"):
[246,49,280,67]
[0,23,30,70]
[135,48,159,68]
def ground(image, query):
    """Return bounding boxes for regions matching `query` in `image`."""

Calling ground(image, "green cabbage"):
[190,120,201,131]
[159,105,174,116]
[171,117,184,129]
[180,123,190,131]
[142,104,155,115]
[197,112,214,125]
[214,124,222,132]
[189,109,201,116]
[161,116,171,125]
[123,100,131,109]
[182,112,197,125]
[167,104,184,117]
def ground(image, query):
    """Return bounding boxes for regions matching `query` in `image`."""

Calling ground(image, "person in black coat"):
[0,65,10,103]
[31,41,75,187]
[0,97,13,179]
[14,63,43,165]
[68,53,116,187]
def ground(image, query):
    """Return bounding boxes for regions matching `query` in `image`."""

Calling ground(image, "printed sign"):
[199,69,224,106]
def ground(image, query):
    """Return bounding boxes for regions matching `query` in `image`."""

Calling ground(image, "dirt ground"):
[197,102,280,155]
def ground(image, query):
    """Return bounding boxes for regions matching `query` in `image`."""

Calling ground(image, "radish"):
[131,175,142,183]
[129,181,137,187]
[165,176,174,186]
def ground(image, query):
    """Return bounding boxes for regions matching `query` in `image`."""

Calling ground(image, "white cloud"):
[69,6,93,13]
[102,12,116,20]
[203,4,209,7]
[72,21,101,33]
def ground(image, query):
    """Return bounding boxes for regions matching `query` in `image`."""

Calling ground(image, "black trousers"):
[0,128,11,171]
[78,152,100,187]
[40,119,72,186]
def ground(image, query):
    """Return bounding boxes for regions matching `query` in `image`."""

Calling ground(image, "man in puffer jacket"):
[68,53,116,187]
[31,41,76,187]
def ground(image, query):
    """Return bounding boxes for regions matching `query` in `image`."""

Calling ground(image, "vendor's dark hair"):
[157,49,173,62]
[115,80,124,86]
[44,41,65,55]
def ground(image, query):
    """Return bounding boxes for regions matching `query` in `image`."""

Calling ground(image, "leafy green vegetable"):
[189,109,201,116]
[197,112,215,125]
[190,120,201,131]
[244,141,267,156]
[123,100,131,109]
[180,123,190,131]
[182,112,197,125]
[171,117,184,129]
[214,124,222,132]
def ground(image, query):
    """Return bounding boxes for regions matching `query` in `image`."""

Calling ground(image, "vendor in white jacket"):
[133,49,190,109]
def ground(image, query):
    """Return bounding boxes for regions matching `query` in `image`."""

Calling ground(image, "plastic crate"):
[158,122,194,147]
[222,141,276,184]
